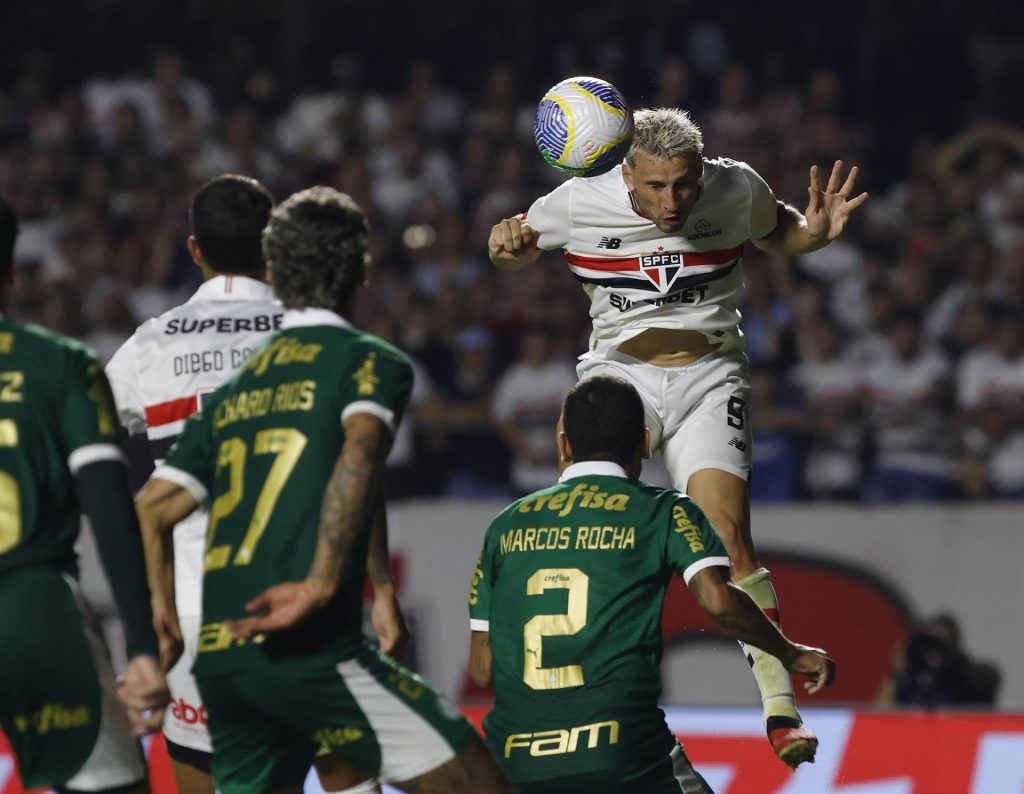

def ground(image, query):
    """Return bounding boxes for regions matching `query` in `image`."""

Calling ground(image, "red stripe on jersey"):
[763,607,781,625]
[565,244,744,273]
[145,395,199,427]
[684,244,745,266]
[565,253,640,272]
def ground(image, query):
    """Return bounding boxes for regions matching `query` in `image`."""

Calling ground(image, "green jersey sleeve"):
[156,405,216,505]
[61,346,126,474]
[340,340,413,434]
[665,497,731,584]
[468,522,499,631]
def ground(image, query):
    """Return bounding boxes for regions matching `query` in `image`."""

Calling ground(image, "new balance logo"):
[597,237,622,250]
[728,437,747,452]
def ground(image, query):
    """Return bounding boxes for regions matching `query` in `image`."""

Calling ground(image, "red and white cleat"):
[768,718,819,770]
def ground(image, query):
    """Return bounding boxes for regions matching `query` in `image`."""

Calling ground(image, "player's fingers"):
[226,618,258,638]
[378,632,397,656]
[825,160,843,194]
[117,684,156,712]
[129,707,165,737]
[487,224,505,255]
[245,591,271,614]
[502,219,523,252]
[846,191,869,211]
[521,222,535,244]
[806,186,822,216]
[809,164,822,193]
[838,165,859,198]
[824,657,837,687]
[229,612,285,637]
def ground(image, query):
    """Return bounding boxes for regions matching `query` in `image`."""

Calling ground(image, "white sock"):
[734,567,801,725]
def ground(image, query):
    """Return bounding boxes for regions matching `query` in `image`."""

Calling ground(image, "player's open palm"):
[787,643,836,695]
[805,160,868,242]
[227,579,324,638]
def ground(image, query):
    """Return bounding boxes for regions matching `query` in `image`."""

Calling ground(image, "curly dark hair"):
[189,174,273,275]
[263,187,369,312]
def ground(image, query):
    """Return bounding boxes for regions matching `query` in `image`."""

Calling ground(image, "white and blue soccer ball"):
[533,76,633,178]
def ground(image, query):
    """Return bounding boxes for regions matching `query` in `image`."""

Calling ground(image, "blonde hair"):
[626,108,704,165]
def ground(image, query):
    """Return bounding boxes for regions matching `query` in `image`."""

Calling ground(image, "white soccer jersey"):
[523,158,779,358]
[106,275,283,618]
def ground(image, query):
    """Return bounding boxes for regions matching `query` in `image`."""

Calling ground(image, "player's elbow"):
[695,579,739,623]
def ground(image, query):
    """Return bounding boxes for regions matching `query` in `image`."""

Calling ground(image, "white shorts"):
[577,350,752,489]
[65,577,148,791]
[163,614,211,754]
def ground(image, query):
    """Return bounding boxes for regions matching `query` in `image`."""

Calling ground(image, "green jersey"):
[159,309,413,677]
[0,319,124,575]
[469,461,730,784]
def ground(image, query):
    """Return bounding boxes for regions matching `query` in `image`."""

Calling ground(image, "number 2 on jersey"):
[523,568,588,690]
[205,428,307,571]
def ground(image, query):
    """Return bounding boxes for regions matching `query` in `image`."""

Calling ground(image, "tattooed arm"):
[228,413,391,638]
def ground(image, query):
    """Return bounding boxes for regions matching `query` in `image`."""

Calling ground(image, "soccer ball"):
[534,76,633,178]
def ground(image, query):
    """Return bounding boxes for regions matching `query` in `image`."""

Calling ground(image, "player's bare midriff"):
[617,328,720,367]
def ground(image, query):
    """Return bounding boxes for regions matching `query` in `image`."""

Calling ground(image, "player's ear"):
[642,426,651,460]
[557,431,573,467]
[622,162,634,191]
[187,235,204,268]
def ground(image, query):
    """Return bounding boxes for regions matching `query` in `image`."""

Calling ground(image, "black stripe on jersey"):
[571,260,739,292]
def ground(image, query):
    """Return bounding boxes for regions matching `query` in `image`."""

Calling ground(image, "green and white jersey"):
[469,461,729,784]
[0,319,124,575]
[157,308,413,677]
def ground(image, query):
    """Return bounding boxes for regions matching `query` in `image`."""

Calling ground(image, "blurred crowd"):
[1,3,1022,502]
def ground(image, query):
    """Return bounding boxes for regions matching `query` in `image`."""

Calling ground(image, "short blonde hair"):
[626,108,704,165]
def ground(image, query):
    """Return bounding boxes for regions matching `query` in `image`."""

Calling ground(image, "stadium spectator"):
[957,308,1024,499]
[0,6,1020,502]
[791,313,866,500]
[863,309,957,501]
[492,325,577,495]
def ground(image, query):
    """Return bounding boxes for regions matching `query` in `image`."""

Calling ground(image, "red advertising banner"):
[4,708,1024,793]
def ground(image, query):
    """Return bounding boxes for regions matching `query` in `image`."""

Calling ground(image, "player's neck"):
[200,266,264,284]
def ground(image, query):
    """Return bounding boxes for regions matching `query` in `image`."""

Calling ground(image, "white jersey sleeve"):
[522,178,574,251]
[105,333,147,435]
[739,161,780,240]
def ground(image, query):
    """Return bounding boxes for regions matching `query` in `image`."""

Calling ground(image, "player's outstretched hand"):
[805,160,869,242]
[117,654,169,737]
[786,644,836,695]
[488,217,541,268]
[371,585,410,662]
[227,579,327,639]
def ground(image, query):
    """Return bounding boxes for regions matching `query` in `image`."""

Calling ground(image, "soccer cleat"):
[767,716,818,770]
